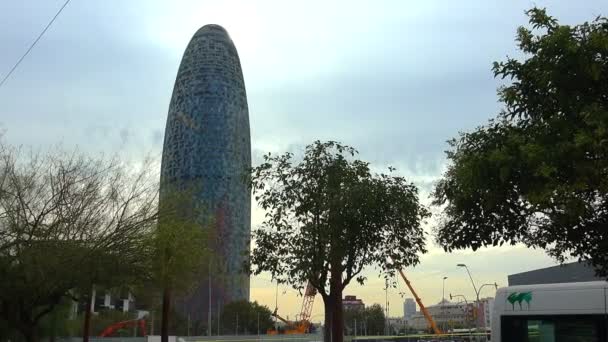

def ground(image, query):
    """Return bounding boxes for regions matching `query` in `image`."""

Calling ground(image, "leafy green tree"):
[344,304,385,336]
[433,8,608,275]
[249,141,429,342]
[219,300,274,335]
[362,304,386,336]
[343,308,364,335]
[154,187,209,342]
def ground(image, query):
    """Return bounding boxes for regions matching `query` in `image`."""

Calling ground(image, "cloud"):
[151,129,164,145]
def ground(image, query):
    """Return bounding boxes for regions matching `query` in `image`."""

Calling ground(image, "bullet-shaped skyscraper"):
[160,24,251,322]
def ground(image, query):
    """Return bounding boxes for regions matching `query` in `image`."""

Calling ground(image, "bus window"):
[527,320,555,341]
[501,315,605,342]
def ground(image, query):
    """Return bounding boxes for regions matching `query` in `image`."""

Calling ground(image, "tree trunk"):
[330,291,344,342]
[21,326,37,342]
[15,318,38,342]
[323,296,333,342]
[161,286,172,342]
[50,308,57,342]
[83,293,92,342]
[330,267,344,342]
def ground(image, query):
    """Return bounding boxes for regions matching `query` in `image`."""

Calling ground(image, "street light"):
[449,293,468,305]
[457,264,499,331]
[441,277,448,333]
[450,294,473,338]
[457,264,480,330]
[478,282,499,296]
[477,282,499,329]
[456,264,478,300]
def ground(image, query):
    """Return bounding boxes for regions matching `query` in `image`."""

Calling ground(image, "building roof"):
[508,261,602,286]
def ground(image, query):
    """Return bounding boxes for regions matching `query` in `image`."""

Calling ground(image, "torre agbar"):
[160,24,251,322]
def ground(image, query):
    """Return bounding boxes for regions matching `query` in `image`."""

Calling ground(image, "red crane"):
[99,319,147,337]
[268,281,317,335]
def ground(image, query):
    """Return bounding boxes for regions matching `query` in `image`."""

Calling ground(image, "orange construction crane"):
[267,281,317,335]
[397,269,442,335]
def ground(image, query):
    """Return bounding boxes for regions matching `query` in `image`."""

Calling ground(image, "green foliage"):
[219,300,274,335]
[153,186,210,292]
[153,186,211,341]
[433,8,608,275]
[250,140,429,293]
[250,141,428,342]
[343,304,385,336]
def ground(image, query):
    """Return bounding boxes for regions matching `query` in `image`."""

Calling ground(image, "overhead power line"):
[0,0,72,89]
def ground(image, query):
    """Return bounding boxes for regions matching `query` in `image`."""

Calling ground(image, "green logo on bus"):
[507,291,532,310]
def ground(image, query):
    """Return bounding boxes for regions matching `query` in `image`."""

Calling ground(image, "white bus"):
[492,281,608,341]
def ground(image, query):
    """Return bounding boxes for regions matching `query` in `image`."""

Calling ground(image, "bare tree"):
[0,142,159,342]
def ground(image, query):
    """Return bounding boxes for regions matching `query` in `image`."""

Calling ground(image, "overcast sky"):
[1,0,606,321]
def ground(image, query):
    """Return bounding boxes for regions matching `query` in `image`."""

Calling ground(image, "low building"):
[409,299,476,331]
[508,261,601,286]
[343,295,365,311]
[70,289,137,319]
[387,317,407,334]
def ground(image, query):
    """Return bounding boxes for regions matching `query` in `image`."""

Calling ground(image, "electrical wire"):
[0,0,72,89]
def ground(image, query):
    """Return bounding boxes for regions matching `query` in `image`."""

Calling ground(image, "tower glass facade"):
[160,24,251,322]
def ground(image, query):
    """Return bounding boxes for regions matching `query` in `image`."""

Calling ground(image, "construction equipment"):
[300,281,317,323]
[267,281,317,334]
[99,319,147,337]
[397,269,442,335]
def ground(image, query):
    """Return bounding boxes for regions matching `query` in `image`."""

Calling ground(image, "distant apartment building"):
[409,298,495,331]
[410,300,471,331]
[343,295,365,311]
[477,297,494,328]
[403,298,416,319]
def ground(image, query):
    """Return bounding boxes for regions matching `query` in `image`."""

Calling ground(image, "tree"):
[363,305,386,336]
[153,187,208,342]
[344,304,385,336]
[219,300,273,335]
[0,143,158,342]
[343,308,364,336]
[249,141,429,342]
[432,9,608,275]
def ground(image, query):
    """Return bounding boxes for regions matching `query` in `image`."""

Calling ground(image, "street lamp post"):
[449,293,468,305]
[457,263,480,331]
[457,264,499,331]
[450,293,469,323]
[442,276,447,332]
[457,264,478,301]
[478,282,499,296]
[442,276,448,302]
[450,294,472,338]
[385,278,389,336]
[476,282,498,329]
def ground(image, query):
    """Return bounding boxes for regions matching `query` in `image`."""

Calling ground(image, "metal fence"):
[351,333,490,342]
[58,335,323,342]
[57,333,489,342]
[181,334,323,342]
[58,338,147,342]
